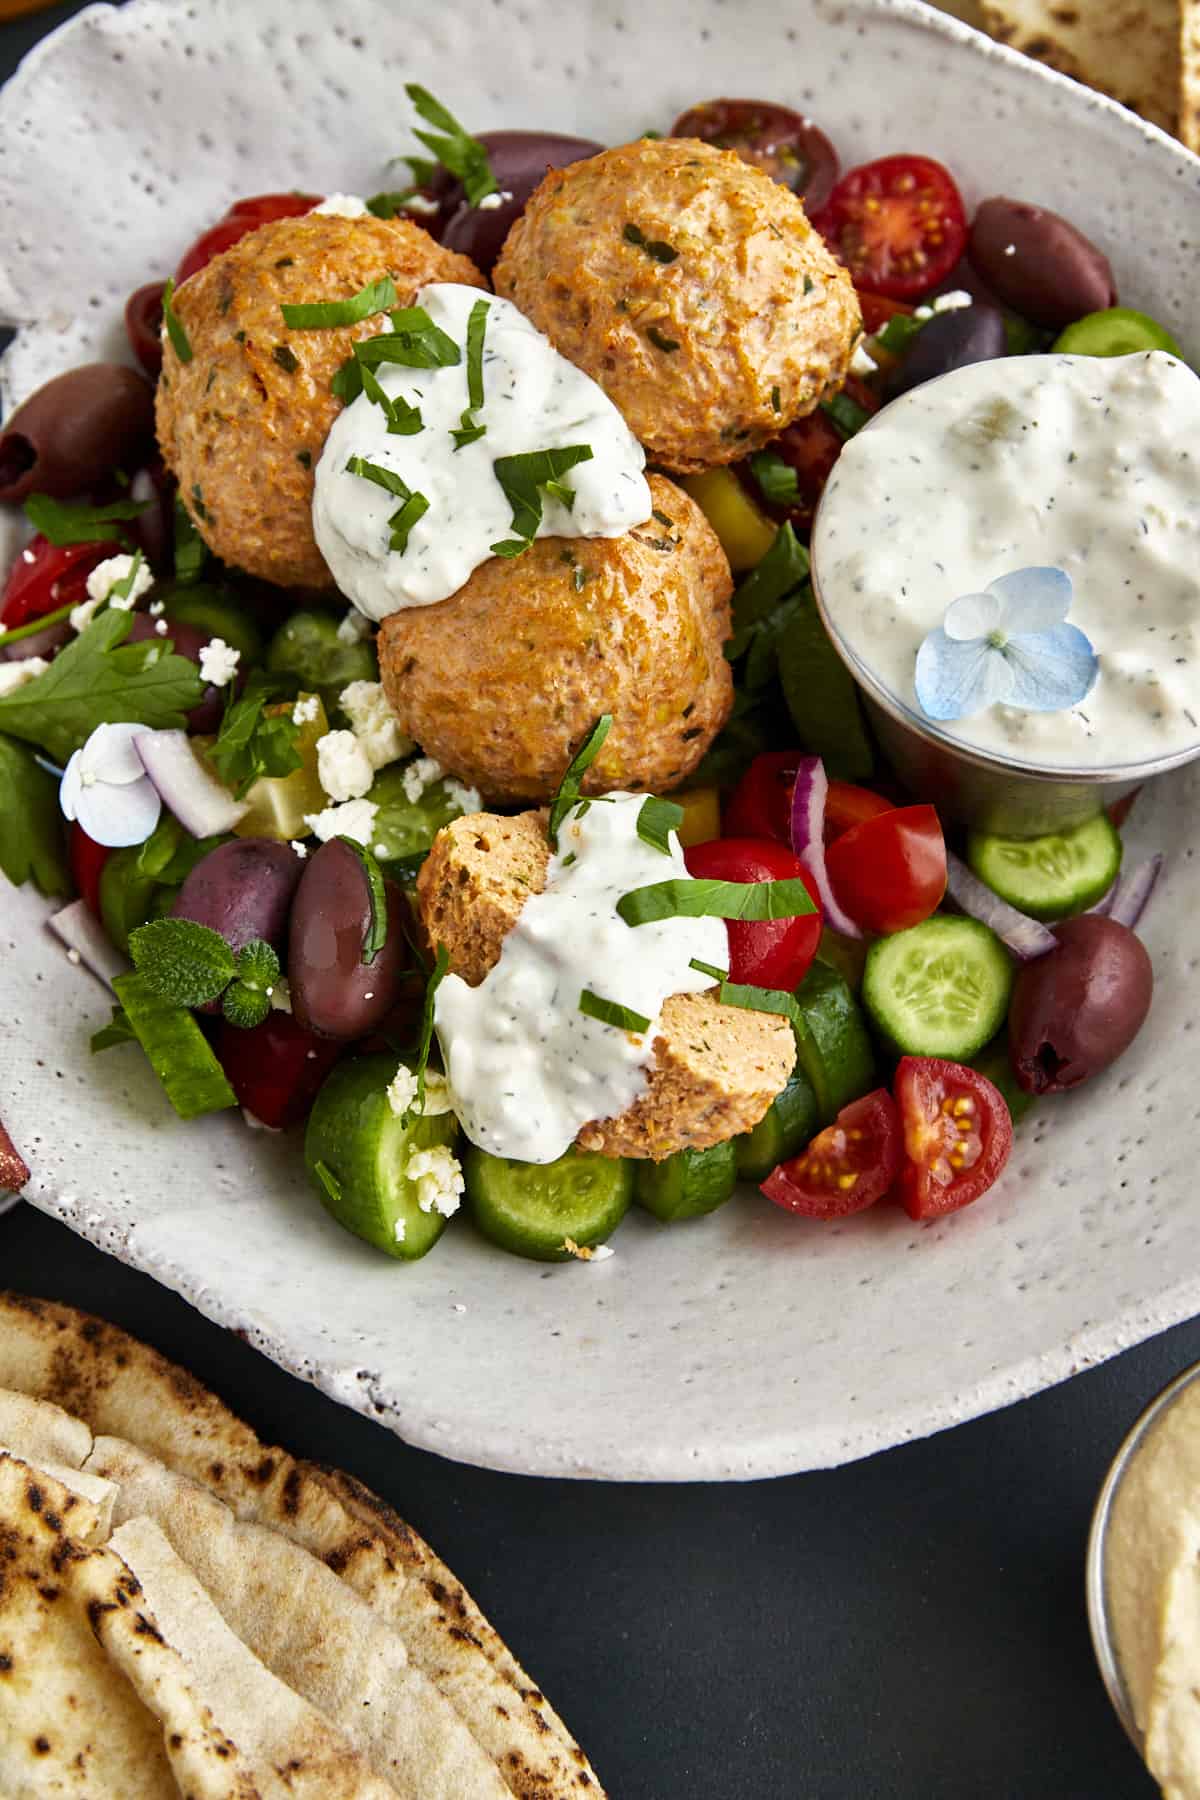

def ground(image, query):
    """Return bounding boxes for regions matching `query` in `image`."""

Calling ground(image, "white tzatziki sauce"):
[434,794,727,1164]
[812,351,1200,769]
[312,283,652,620]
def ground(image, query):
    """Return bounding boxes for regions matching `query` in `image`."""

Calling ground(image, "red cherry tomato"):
[813,155,968,300]
[175,192,320,286]
[723,751,798,844]
[857,290,915,336]
[125,281,165,377]
[69,825,112,918]
[216,1010,342,1130]
[1,535,112,628]
[669,98,840,214]
[825,803,946,934]
[739,377,880,527]
[823,780,894,844]
[684,837,821,991]
[761,1088,901,1218]
[893,1056,1013,1220]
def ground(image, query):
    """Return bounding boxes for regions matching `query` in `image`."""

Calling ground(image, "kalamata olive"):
[887,299,1008,398]
[440,131,604,274]
[125,611,225,732]
[125,282,165,378]
[129,461,175,572]
[289,839,409,1039]
[1008,914,1152,1096]
[0,364,156,505]
[0,617,71,662]
[670,98,840,214]
[173,837,303,990]
[969,197,1117,331]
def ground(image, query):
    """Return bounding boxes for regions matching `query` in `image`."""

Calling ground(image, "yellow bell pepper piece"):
[233,694,329,840]
[672,786,722,848]
[679,468,777,572]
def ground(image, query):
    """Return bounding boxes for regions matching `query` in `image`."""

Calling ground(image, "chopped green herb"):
[749,449,800,505]
[803,275,815,296]
[547,714,611,850]
[617,875,817,928]
[651,509,676,530]
[623,222,679,264]
[191,484,209,522]
[876,312,924,354]
[331,305,460,399]
[636,796,685,855]
[572,565,586,593]
[451,298,490,449]
[688,958,801,1027]
[386,491,430,554]
[365,189,419,218]
[345,454,430,553]
[280,275,398,329]
[336,836,388,962]
[820,391,872,440]
[579,989,652,1035]
[0,598,77,651]
[174,496,207,585]
[208,671,302,797]
[405,83,498,207]
[771,384,782,412]
[409,942,451,1119]
[296,448,313,469]
[646,325,680,352]
[358,361,424,436]
[273,344,300,372]
[23,493,147,547]
[314,1159,343,1204]
[727,521,810,656]
[490,444,594,556]
[161,276,193,363]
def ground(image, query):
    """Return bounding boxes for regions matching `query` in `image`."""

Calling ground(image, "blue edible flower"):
[914,566,1098,722]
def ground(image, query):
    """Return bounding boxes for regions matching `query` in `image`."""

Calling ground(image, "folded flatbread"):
[981,0,1180,133]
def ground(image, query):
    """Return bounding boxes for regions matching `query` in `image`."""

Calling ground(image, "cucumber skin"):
[735,1071,820,1182]
[791,962,876,1125]
[863,917,1014,1062]
[635,1140,737,1223]
[464,1144,632,1262]
[304,1054,458,1262]
[966,814,1122,922]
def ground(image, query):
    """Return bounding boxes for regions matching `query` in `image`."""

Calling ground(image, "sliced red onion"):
[1104,854,1163,932]
[945,851,1057,962]
[787,754,863,940]
[134,729,248,837]
[47,899,128,988]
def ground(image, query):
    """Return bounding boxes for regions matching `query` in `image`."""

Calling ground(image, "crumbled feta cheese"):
[303,798,378,845]
[154,619,169,635]
[387,1066,419,1117]
[269,976,292,1014]
[419,1071,455,1115]
[0,656,49,697]
[386,1064,454,1118]
[914,305,933,322]
[476,189,513,211]
[561,1236,614,1262]
[85,553,154,610]
[290,839,309,859]
[242,1107,282,1132]
[198,637,241,687]
[1003,242,1017,256]
[314,192,368,216]
[69,595,103,634]
[406,1144,465,1218]
[932,289,973,313]
[316,728,374,802]
[336,608,372,645]
[293,693,321,726]
[850,342,878,377]
[590,1244,615,1262]
[444,777,482,815]
[401,754,444,804]
[148,599,165,617]
[401,193,440,217]
[339,679,413,770]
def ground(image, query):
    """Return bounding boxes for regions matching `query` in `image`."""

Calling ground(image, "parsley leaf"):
[280,275,398,329]
[0,734,70,896]
[490,445,594,556]
[207,673,303,798]
[0,608,205,766]
[405,84,498,207]
[24,493,148,547]
[748,450,800,506]
[161,276,194,363]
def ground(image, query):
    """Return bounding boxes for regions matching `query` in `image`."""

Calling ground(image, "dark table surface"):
[0,3,1177,1795]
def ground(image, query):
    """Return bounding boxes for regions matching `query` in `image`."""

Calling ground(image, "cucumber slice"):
[791,962,876,1124]
[111,972,237,1120]
[863,916,1014,1060]
[162,584,264,664]
[777,587,874,782]
[368,763,475,866]
[635,1140,737,1222]
[970,1035,1036,1127]
[267,609,378,722]
[966,814,1122,922]
[464,1144,631,1262]
[735,1069,820,1181]
[304,1054,460,1261]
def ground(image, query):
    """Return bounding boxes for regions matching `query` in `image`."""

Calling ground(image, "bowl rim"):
[1085,1355,1200,1753]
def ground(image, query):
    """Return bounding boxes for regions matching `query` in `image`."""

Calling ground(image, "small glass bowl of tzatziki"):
[810,350,1200,836]
[1087,1356,1200,1790]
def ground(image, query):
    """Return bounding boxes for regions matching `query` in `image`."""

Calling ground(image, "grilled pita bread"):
[1182,0,1200,147]
[981,0,1180,133]
[0,1292,604,1798]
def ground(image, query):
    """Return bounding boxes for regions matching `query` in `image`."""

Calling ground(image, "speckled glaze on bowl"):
[2,0,1200,1481]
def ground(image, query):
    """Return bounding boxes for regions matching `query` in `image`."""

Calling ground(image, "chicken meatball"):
[156,213,485,589]
[494,137,861,472]
[378,475,733,803]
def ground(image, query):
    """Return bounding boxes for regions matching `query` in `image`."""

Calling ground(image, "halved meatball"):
[494,136,862,472]
[156,213,485,588]
[377,475,733,804]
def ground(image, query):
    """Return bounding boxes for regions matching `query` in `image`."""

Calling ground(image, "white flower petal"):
[75,773,162,847]
[58,749,85,821]
[83,720,150,786]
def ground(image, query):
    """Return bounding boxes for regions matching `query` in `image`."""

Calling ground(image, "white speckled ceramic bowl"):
[2,0,1199,1480]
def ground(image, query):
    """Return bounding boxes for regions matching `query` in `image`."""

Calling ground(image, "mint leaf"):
[221,981,271,1029]
[24,493,148,547]
[91,1006,136,1053]
[208,674,302,798]
[0,608,205,766]
[0,735,70,896]
[234,939,280,991]
[128,916,236,1007]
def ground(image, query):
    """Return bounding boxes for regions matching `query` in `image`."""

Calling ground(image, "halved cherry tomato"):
[216,1009,342,1130]
[1,535,112,628]
[894,1056,1013,1220]
[69,824,112,918]
[761,1088,901,1218]
[739,377,880,527]
[825,803,946,934]
[813,155,968,300]
[723,751,797,844]
[175,192,319,286]
[824,780,894,844]
[684,837,821,991]
[857,291,914,337]
[669,98,840,214]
